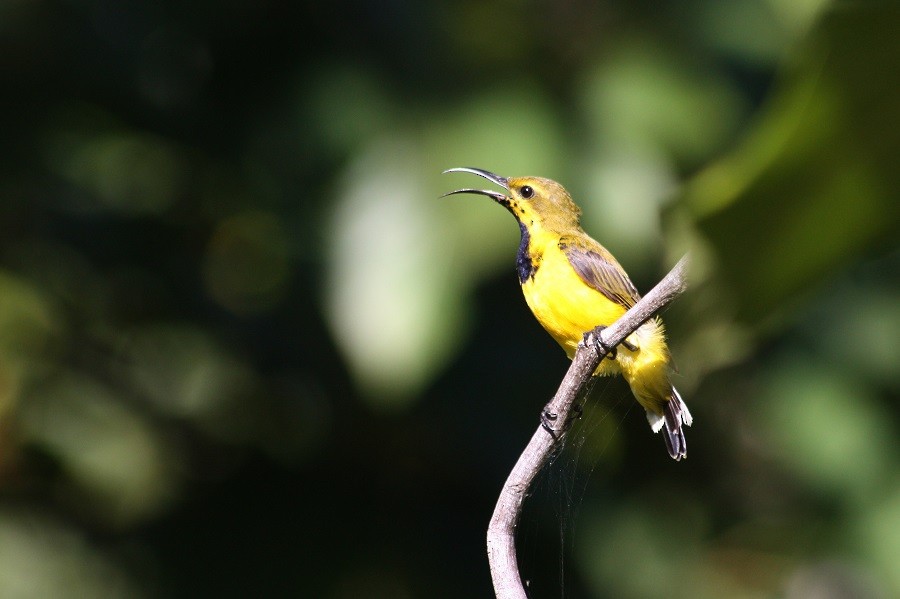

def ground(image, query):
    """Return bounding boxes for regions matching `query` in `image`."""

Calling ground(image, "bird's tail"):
[646,387,692,461]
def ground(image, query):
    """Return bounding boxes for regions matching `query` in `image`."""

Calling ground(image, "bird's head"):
[442,167,582,232]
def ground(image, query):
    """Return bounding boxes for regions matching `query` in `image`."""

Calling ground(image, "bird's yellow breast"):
[520,230,627,373]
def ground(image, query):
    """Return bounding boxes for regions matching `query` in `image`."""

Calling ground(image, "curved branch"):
[486,254,690,599]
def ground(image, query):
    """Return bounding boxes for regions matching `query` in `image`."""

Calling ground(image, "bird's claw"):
[584,328,616,359]
[584,327,636,360]
[541,410,560,441]
[541,403,583,441]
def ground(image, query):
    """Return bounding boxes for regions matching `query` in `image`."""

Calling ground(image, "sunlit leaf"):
[20,373,178,527]
[325,138,466,407]
[0,510,139,597]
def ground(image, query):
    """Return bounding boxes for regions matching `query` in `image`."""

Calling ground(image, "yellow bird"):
[444,167,692,460]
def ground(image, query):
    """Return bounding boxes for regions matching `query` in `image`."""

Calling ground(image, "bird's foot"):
[541,410,560,441]
[541,403,582,441]
[584,327,636,360]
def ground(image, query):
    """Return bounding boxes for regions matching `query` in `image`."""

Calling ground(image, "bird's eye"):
[520,185,534,199]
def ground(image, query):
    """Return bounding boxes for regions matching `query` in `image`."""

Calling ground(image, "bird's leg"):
[585,327,617,359]
[541,406,581,442]
[584,327,636,360]
[540,410,560,441]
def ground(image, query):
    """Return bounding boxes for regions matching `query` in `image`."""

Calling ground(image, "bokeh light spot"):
[204,211,291,314]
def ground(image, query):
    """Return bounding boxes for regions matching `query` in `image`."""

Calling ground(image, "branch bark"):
[486,254,690,599]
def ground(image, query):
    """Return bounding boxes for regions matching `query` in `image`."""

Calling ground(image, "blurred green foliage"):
[0,0,897,597]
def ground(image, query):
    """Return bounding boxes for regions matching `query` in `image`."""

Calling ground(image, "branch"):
[486,254,690,599]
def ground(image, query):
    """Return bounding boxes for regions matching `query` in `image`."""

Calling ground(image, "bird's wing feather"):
[563,241,641,308]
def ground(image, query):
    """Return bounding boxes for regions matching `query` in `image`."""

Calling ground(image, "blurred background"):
[1,0,898,597]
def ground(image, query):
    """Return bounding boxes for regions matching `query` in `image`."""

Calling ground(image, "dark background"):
[0,1,898,597]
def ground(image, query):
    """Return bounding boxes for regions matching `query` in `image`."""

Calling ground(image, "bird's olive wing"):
[564,244,641,309]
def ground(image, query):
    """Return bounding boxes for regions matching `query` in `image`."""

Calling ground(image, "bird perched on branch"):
[443,167,691,460]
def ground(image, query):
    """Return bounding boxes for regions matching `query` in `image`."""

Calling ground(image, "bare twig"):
[486,254,690,599]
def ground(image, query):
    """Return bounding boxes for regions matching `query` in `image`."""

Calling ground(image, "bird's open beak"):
[441,167,509,202]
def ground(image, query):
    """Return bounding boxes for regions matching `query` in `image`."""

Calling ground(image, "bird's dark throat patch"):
[516,220,536,284]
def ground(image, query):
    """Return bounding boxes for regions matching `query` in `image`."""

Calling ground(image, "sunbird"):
[444,167,692,460]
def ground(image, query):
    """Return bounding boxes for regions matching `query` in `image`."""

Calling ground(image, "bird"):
[443,167,692,460]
